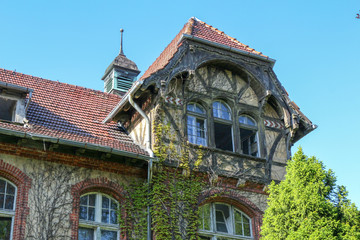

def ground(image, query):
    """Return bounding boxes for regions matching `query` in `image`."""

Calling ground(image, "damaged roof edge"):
[0,126,151,161]
[180,34,277,67]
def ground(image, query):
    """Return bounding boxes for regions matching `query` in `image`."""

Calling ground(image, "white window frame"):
[199,203,253,240]
[213,101,234,152]
[187,103,208,146]
[0,177,17,240]
[78,193,120,240]
[239,115,259,157]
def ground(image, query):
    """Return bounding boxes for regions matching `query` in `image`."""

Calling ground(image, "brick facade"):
[0,159,31,239]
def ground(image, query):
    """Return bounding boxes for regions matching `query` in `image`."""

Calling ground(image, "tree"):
[261,148,360,240]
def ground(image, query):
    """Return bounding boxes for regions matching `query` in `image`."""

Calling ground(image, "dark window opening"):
[0,98,16,122]
[0,217,11,240]
[214,122,233,151]
[240,128,258,156]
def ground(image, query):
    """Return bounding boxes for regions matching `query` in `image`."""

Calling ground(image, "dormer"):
[0,81,33,124]
[101,29,140,96]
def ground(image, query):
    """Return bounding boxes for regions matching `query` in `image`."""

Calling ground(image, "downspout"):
[128,88,154,240]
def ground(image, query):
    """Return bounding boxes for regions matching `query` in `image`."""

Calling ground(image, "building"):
[0,17,315,240]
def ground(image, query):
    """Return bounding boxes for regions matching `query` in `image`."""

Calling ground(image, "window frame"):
[238,115,259,157]
[78,192,120,240]
[0,177,17,240]
[212,101,234,152]
[187,102,208,146]
[199,202,253,240]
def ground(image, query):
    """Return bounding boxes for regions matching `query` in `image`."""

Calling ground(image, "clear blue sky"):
[1,1,359,206]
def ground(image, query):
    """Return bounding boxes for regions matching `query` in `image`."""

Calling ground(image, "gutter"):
[0,127,152,161]
[103,80,154,239]
[180,34,277,67]
[127,83,154,240]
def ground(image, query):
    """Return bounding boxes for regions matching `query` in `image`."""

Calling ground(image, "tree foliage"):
[261,148,360,240]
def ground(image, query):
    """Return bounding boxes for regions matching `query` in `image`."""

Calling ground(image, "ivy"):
[119,106,205,240]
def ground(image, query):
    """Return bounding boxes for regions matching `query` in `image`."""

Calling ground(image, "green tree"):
[261,148,360,240]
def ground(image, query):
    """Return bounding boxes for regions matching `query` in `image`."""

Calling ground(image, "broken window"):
[0,97,16,121]
[213,101,233,151]
[239,115,258,157]
[187,103,207,146]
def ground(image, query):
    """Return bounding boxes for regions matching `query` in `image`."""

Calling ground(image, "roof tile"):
[141,17,267,80]
[0,68,148,156]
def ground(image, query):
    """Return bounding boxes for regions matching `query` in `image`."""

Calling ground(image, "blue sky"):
[1,1,359,206]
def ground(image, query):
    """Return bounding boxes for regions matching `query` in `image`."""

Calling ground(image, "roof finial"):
[120,29,125,56]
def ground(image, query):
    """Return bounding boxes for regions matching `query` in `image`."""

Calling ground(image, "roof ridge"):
[193,19,263,56]
[0,68,120,99]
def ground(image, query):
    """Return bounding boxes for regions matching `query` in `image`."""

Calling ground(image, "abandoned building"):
[0,17,315,239]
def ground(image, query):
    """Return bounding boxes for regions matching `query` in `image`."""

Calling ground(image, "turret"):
[101,29,140,96]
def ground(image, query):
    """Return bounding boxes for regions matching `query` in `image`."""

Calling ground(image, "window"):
[239,116,258,157]
[78,193,119,240]
[199,203,252,240]
[0,97,16,121]
[187,103,207,146]
[213,101,233,151]
[0,178,16,240]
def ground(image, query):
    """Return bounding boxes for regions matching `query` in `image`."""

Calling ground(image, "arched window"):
[187,103,207,146]
[213,101,233,151]
[199,203,252,239]
[78,193,119,240]
[0,178,16,239]
[239,115,258,157]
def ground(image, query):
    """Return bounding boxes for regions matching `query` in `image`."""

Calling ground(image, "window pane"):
[213,101,231,120]
[200,204,211,231]
[110,210,117,224]
[234,211,243,235]
[101,230,117,240]
[240,128,257,156]
[88,194,96,206]
[102,209,109,223]
[244,223,251,236]
[0,194,4,209]
[187,116,207,146]
[4,195,14,210]
[215,204,230,233]
[214,122,233,151]
[0,217,11,240]
[88,207,95,221]
[0,181,5,193]
[243,215,251,236]
[79,206,87,220]
[80,195,88,206]
[102,196,109,208]
[111,200,117,210]
[78,227,94,240]
[239,116,256,126]
[6,184,15,195]
[188,103,205,114]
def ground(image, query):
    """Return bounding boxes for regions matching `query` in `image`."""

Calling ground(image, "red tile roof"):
[141,17,267,80]
[0,68,148,156]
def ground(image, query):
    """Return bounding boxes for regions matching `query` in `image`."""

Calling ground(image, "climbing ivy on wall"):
[119,106,205,240]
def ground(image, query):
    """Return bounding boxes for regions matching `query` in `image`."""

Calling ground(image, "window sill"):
[199,230,253,240]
